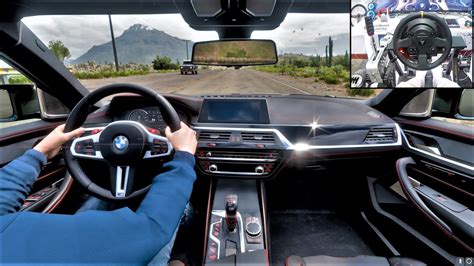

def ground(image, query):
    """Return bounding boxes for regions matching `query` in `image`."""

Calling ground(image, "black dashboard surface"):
[81,94,402,178]
[86,95,400,148]
[265,96,393,125]
[193,96,399,147]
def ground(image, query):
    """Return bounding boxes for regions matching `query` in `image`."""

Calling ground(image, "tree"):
[325,36,333,67]
[310,55,322,68]
[293,59,308,68]
[152,55,179,70]
[48,40,71,63]
[343,50,349,68]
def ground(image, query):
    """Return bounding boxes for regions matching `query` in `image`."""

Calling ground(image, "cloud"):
[252,13,349,55]
[23,14,219,59]
[22,13,349,58]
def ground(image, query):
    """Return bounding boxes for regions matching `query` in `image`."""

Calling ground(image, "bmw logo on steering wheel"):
[113,135,129,151]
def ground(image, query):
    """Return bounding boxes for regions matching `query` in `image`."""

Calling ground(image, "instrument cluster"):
[126,107,167,135]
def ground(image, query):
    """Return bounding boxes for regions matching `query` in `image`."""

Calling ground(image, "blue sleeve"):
[0,151,196,264]
[0,149,47,215]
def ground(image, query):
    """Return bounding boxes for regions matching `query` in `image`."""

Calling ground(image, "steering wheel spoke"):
[417,54,429,70]
[70,128,104,160]
[144,132,173,159]
[110,165,135,198]
[433,37,449,48]
[397,38,412,48]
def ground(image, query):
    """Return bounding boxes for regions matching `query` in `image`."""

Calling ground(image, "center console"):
[195,99,275,264]
[204,179,268,265]
[195,99,287,178]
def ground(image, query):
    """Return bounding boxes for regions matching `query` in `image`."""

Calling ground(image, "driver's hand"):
[165,122,197,155]
[34,124,85,159]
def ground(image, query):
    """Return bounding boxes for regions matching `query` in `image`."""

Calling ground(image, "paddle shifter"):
[225,194,238,232]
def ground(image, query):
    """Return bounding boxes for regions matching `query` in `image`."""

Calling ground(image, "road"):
[80,69,348,96]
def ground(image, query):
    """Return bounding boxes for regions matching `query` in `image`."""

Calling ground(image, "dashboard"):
[85,95,403,179]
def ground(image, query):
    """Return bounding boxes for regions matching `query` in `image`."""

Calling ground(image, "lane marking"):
[250,70,311,95]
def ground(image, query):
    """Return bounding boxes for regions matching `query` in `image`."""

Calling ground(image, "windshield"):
[21,13,366,97]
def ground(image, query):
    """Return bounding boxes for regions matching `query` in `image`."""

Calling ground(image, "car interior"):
[1,1,473,265]
[350,0,473,88]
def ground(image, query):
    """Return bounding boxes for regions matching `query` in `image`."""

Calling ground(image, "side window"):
[431,89,473,128]
[0,60,41,129]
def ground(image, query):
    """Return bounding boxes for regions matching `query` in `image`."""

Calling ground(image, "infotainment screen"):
[198,99,270,124]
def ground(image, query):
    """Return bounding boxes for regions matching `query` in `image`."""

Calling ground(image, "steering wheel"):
[63,83,181,200]
[393,12,452,70]
[350,4,367,27]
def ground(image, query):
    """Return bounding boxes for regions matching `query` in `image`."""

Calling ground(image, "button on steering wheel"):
[393,12,452,70]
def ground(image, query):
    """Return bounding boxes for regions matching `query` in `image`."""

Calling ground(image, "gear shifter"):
[225,194,238,232]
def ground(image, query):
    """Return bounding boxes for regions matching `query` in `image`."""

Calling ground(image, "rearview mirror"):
[192,39,278,66]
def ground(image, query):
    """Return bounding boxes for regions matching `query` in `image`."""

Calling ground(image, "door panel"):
[394,117,473,256]
[396,117,472,176]
[0,121,68,213]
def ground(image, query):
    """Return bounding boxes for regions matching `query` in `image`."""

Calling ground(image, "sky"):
[22,13,349,59]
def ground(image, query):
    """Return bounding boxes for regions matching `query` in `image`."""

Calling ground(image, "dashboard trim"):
[194,123,403,151]
[197,157,278,162]
[401,130,474,172]
[206,170,266,176]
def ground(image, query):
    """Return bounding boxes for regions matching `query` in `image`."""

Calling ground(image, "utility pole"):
[185,40,189,60]
[108,14,119,71]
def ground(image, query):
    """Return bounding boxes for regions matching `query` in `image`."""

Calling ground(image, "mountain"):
[72,24,193,65]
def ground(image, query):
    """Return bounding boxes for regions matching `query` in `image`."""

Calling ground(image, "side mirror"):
[0,89,14,120]
[456,90,473,119]
[0,85,40,122]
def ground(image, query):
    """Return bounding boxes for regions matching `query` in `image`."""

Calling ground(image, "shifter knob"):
[225,194,238,232]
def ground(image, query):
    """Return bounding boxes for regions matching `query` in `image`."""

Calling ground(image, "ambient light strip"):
[194,123,403,151]
[400,130,474,172]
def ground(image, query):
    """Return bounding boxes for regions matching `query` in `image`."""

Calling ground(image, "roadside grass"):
[252,65,379,97]
[253,65,349,86]
[74,69,177,79]
[347,88,375,97]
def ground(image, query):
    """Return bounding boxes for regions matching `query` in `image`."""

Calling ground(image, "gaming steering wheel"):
[393,12,452,70]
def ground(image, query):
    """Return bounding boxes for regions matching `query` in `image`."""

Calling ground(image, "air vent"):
[198,131,231,142]
[241,132,276,143]
[364,127,396,144]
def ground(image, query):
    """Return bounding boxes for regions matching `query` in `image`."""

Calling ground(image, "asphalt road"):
[80,69,348,96]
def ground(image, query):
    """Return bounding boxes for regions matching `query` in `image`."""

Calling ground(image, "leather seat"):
[285,255,426,266]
